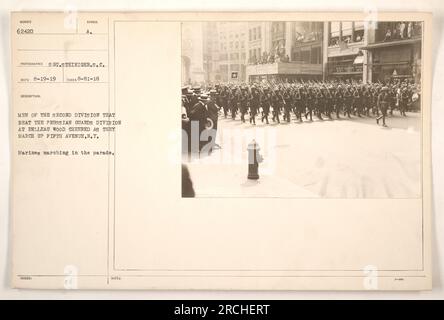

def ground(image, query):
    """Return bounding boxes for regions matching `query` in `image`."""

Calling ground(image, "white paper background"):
[0,0,443,299]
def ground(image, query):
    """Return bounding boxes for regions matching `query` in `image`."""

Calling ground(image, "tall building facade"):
[323,21,368,81]
[245,22,324,82]
[181,22,205,84]
[361,21,422,84]
[246,22,270,64]
[202,22,221,83]
[324,21,422,83]
[182,21,422,85]
[217,22,248,82]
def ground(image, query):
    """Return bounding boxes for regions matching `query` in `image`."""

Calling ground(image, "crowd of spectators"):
[383,21,421,42]
[248,50,290,65]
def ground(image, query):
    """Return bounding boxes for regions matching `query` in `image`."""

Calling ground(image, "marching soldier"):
[324,86,333,120]
[261,89,271,124]
[363,86,372,116]
[314,88,324,120]
[220,86,229,118]
[239,88,249,123]
[283,88,292,122]
[388,86,396,116]
[400,86,409,116]
[343,86,352,118]
[332,85,342,119]
[352,86,362,117]
[371,86,379,116]
[376,87,390,127]
[304,87,313,122]
[229,89,237,120]
[271,89,282,123]
[249,87,260,125]
[293,87,303,122]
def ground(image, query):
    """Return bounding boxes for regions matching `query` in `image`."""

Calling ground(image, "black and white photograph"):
[3,3,438,294]
[181,20,423,198]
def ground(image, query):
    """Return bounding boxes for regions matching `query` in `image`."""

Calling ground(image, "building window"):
[253,28,257,40]
[329,21,340,46]
[292,50,300,62]
[272,22,285,40]
[311,46,321,64]
[249,29,252,41]
[241,41,244,49]
[257,27,261,39]
[354,21,365,42]
[301,49,310,63]
[375,21,422,42]
[230,53,239,60]
[341,21,353,43]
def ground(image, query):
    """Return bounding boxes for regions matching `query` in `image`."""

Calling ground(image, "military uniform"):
[261,91,271,124]
[293,89,303,122]
[314,90,324,120]
[343,88,352,118]
[220,88,229,118]
[249,89,260,125]
[324,88,333,119]
[239,90,248,123]
[377,88,390,127]
[271,91,282,123]
[304,89,313,121]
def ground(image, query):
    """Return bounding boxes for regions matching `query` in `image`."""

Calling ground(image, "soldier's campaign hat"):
[209,89,218,95]
[181,86,189,95]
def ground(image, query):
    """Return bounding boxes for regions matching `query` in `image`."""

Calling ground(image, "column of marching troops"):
[183,80,420,129]
[181,80,421,154]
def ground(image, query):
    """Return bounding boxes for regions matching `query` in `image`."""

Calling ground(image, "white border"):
[0,0,443,299]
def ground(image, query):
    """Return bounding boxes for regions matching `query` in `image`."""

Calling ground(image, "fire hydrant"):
[247,140,264,180]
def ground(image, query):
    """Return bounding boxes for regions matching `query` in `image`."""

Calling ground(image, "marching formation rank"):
[181,80,421,154]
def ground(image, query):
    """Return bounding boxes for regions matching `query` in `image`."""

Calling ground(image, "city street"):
[186,111,421,198]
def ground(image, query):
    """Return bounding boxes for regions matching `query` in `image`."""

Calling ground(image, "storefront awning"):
[367,61,410,66]
[330,71,363,75]
[353,55,364,64]
[360,37,421,50]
